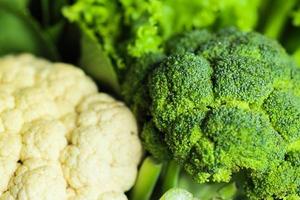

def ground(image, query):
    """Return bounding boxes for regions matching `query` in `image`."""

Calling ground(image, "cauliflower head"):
[0,54,142,200]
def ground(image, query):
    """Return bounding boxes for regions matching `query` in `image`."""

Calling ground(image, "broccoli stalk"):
[294,48,300,66]
[262,0,298,39]
[129,159,181,200]
[132,157,238,200]
[130,157,163,200]
[161,160,181,193]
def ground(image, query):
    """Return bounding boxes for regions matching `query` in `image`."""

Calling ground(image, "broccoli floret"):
[121,53,164,122]
[149,53,213,130]
[141,121,171,161]
[123,28,300,199]
[148,53,213,160]
[165,30,213,55]
[212,56,275,104]
[245,151,300,199]
[185,106,285,183]
[263,90,300,142]
[198,28,293,85]
[291,67,300,97]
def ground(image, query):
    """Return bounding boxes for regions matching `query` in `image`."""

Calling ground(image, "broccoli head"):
[121,28,300,198]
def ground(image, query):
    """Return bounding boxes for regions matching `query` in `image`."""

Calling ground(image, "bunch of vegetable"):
[1,0,300,200]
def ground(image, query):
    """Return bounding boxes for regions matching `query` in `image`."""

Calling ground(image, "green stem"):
[255,0,271,30]
[263,0,297,39]
[130,157,163,200]
[293,48,300,66]
[162,160,181,193]
[41,0,50,26]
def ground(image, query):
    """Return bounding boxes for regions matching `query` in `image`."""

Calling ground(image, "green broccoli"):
[122,28,300,199]
[245,151,300,199]
[121,53,165,121]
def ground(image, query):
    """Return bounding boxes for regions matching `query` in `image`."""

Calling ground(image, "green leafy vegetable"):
[63,0,263,69]
[63,0,123,68]
[0,0,29,11]
[0,2,57,59]
[80,32,120,93]
[4,0,300,199]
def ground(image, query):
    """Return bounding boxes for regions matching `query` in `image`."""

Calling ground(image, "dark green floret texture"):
[121,28,300,199]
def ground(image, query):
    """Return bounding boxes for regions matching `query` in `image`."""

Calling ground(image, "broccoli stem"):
[294,48,300,66]
[41,0,50,26]
[130,157,163,200]
[262,0,297,39]
[162,160,181,193]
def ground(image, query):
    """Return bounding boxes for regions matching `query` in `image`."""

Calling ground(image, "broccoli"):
[245,151,300,199]
[122,28,300,199]
[121,53,165,121]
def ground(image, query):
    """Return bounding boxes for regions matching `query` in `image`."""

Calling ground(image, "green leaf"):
[37,0,68,26]
[44,20,65,43]
[0,0,28,11]
[0,3,58,59]
[79,31,120,94]
[40,0,50,25]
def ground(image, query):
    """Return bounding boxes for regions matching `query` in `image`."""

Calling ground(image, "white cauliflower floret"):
[0,132,21,193]
[0,109,24,133]
[20,119,67,161]
[61,94,141,199]
[15,87,60,122]
[1,159,67,200]
[0,54,142,200]
[66,187,128,200]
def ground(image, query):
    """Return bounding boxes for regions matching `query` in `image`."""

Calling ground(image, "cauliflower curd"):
[0,54,142,200]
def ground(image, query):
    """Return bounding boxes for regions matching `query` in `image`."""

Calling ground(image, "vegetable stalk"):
[293,48,300,66]
[130,157,163,200]
[263,0,297,39]
[162,160,181,193]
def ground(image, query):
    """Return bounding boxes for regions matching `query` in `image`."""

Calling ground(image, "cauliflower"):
[0,54,142,200]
